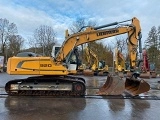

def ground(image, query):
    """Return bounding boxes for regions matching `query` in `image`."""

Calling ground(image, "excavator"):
[114,48,127,77]
[83,46,109,76]
[125,48,157,79]
[6,17,150,96]
[137,48,157,78]
[79,46,95,76]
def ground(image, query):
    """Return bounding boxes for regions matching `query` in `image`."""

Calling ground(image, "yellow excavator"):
[114,48,126,77]
[83,46,109,76]
[6,17,150,96]
[114,48,130,77]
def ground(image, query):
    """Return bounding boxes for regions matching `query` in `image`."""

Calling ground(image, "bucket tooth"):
[125,77,150,96]
[97,75,125,95]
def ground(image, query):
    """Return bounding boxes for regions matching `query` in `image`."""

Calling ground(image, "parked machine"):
[114,48,126,77]
[6,17,150,96]
[137,48,156,78]
[82,46,109,76]
[76,63,87,75]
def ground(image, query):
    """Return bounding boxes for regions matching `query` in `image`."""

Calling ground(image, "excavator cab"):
[52,45,81,75]
[65,47,82,74]
[96,61,109,76]
[98,61,106,69]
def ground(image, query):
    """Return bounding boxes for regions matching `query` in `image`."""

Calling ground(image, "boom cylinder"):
[94,19,131,30]
[94,22,118,30]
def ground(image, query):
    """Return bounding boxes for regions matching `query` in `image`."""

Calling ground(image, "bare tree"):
[0,18,17,54]
[0,18,18,64]
[115,37,128,60]
[7,35,24,57]
[115,37,127,52]
[70,17,96,33]
[30,25,57,56]
[69,17,97,63]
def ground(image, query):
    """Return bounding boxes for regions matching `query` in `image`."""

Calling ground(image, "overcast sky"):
[0,0,159,48]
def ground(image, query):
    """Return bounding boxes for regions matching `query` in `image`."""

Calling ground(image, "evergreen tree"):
[144,26,159,67]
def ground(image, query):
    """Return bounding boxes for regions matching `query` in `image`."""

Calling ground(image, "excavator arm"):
[56,17,141,70]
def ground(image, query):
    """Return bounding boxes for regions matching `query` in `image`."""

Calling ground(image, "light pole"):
[3,43,8,63]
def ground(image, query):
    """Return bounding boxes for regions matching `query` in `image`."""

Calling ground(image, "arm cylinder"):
[94,22,118,30]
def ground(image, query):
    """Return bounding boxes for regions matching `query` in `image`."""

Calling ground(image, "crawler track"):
[5,75,86,96]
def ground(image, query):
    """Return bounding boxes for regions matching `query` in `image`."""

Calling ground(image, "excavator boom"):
[56,17,140,65]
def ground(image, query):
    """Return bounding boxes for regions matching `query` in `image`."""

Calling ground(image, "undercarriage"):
[5,75,86,96]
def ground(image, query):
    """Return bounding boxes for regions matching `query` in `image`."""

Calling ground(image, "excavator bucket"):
[97,71,107,76]
[97,75,125,95]
[125,77,150,96]
[76,71,83,75]
[83,69,94,76]
[151,72,157,78]
[139,72,150,79]
[118,72,124,78]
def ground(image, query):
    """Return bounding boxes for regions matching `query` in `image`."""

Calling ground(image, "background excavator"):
[6,17,150,96]
[114,48,128,77]
[125,48,157,79]
[83,46,109,76]
[136,48,157,78]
